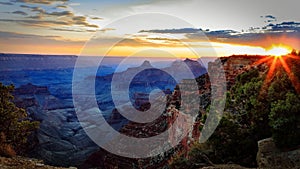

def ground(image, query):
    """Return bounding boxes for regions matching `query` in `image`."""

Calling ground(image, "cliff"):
[82,55,267,168]
[12,83,98,167]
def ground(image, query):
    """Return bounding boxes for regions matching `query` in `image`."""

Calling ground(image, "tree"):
[0,83,39,156]
[170,56,300,168]
[205,61,300,166]
[269,90,300,149]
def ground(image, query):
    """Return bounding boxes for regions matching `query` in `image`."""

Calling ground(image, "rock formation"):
[13,83,98,167]
[257,138,300,168]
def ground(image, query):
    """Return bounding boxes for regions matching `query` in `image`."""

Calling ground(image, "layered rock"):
[13,83,99,167]
[81,65,208,168]
[11,55,277,168]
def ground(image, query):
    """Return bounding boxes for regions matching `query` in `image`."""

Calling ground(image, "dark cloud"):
[139,28,202,34]
[56,5,67,8]
[99,28,115,32]
[143,21,300,46]
[146,37,180,42]
[47,10,73,17]
[261,15,277,23]
[0,2,13,5]
[266,22,300,32]
[27,15,42,19]
[72,16,85,21]
[185,29,238,42]
[265,15,276,20]
[12,0,69,5]
[19,4,30,8]
[72,16,99,28]
[205,30,239,38]
[7,5,100,29]
[12,10,28,16]
[259,22,300,36]
[20,5,45,14]
[185,21,300,48]
[90,16,103,20]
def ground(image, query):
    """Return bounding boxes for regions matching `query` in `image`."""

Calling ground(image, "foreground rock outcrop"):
[257,138,300,169]
[0,156,76,169]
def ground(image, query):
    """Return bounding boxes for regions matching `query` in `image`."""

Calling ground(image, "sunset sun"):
[265,45,292,57]
[253,44,300,95]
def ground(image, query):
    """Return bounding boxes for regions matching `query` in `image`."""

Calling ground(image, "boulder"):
[257,138,300,168]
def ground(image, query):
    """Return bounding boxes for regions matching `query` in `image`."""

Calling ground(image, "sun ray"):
[265,56,278,84]
[259,56,278,97]
[254,44,300,96]
[278,56,291,74]
[287,54,300,60]
[278,56,300,93]
[252,56,272,66]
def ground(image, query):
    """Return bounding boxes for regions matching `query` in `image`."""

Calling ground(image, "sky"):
[0,0,299,58]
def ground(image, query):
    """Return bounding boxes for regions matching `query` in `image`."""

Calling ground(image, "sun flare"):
[253,45,300,95]
[265,45,292,57]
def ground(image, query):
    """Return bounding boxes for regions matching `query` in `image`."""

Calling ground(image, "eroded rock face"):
[257,138,300,168]
[81,76,207,168]
[13,84,99,167]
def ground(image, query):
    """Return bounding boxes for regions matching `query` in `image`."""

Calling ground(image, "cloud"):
[47,10,73,17]
[265,22,300,32]
[12,10,28,16]
[261,15,277,23]
[185,21,300,48]
[139,28,202,34]
[92,21,298,49]
[0,2,13,5]
[20,5,45,14]
[6,5,100,29]
[90,16,103,20]
[12,0,69,5]
[204,30,239,39]
[146,37,180,42]
[143,21,299,47]
[0,30,59,39]
[265,15,276,20]
[99,28,115,33]
[72,15,99,28]
[56,5,67,8]
[0,30,85,47]
[51,28,96,33]
[116,38,180,47]
[0,19,69,27]
[90,35,184,48]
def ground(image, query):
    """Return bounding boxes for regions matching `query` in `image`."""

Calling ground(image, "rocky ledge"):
[0,156,76,169]
[257,138,300,169]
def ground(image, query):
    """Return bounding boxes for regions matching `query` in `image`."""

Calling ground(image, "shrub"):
[269,92,300,149]
[0,83,39,155]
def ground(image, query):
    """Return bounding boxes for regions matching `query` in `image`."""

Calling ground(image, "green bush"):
[269,92,300,149]
[204,65,299,167]
[171,56,300,168]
